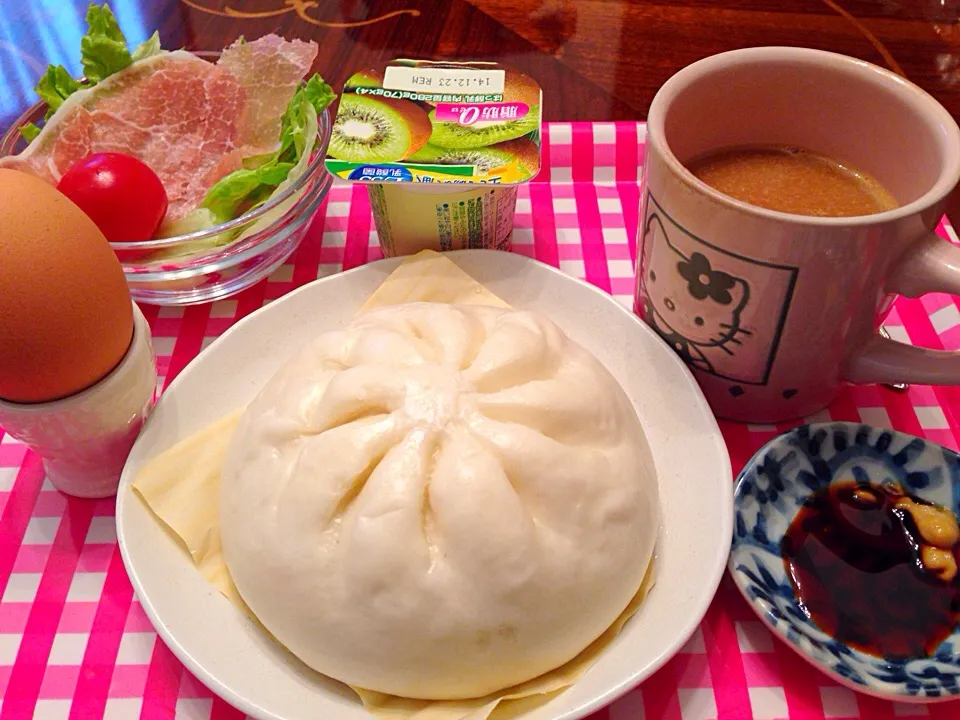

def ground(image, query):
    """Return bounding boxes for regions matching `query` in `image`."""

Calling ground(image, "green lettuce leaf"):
[200,73,336,223]
[232,100,321,242]
[303,74,336,123]
[150,208,238,261]
[35,65,83,119]
[131,31,162,62]
[286,74,335,155]
[202,162,296,222]
[19,123,42,142]
[157,208,221,238]
[153,208,237,258]
[81,4,132,84]
[20,5,161,142]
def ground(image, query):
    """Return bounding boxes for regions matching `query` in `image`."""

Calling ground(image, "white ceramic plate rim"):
[117,250,733,720]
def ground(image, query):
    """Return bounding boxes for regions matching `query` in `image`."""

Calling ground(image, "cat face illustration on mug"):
[637,193,801,391]
[642,215,752,374]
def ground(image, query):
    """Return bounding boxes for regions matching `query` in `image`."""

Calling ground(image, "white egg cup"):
[0,302,157,498]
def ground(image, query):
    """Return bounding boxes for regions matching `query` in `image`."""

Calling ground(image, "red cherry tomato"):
[56,152,168,243]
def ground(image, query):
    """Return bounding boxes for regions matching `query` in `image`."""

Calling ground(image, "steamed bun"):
[219,302,658,699]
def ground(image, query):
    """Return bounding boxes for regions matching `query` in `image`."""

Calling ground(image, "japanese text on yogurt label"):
[434,102,530,126]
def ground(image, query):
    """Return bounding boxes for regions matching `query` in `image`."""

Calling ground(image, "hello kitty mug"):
[635,46,960,423]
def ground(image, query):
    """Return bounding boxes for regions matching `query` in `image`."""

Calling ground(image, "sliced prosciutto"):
[218,35,318,150]
[1,35,318,221]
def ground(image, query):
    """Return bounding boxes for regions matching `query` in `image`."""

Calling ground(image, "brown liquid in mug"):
[687,145,899,217]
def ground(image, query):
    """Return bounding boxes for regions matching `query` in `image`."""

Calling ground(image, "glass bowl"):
[0,57,333,307]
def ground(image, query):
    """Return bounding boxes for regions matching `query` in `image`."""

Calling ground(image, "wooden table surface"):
[2,0,960,132]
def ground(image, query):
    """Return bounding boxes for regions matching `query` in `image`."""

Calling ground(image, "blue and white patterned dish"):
[730,422,960,703]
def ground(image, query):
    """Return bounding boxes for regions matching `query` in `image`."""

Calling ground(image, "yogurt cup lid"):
[325,59,542,186]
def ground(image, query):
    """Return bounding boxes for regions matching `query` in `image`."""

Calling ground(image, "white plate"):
[117,250,732,720]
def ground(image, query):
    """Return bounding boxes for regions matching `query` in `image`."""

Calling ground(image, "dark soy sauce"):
[782,480,960,659]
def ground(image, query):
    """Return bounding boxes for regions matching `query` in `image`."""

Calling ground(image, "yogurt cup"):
[325,59,541,257]
[368,182,518,257]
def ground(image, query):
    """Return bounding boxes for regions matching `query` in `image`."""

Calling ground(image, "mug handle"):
[844,230,960,385]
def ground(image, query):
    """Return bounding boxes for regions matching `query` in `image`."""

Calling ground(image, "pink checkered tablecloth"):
[2,121,960,720]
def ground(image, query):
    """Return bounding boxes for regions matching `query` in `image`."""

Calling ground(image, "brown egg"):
[0,169,134,403]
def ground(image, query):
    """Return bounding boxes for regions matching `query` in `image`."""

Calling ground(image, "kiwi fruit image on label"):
[427,72,541,150]
[325,60,541,185]
[408,138,539,175]
[343,68,383,91]
[328,94,431,162]
[427,107,539,149]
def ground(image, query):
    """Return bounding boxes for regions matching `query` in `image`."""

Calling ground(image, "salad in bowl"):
[0,4,336,305]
